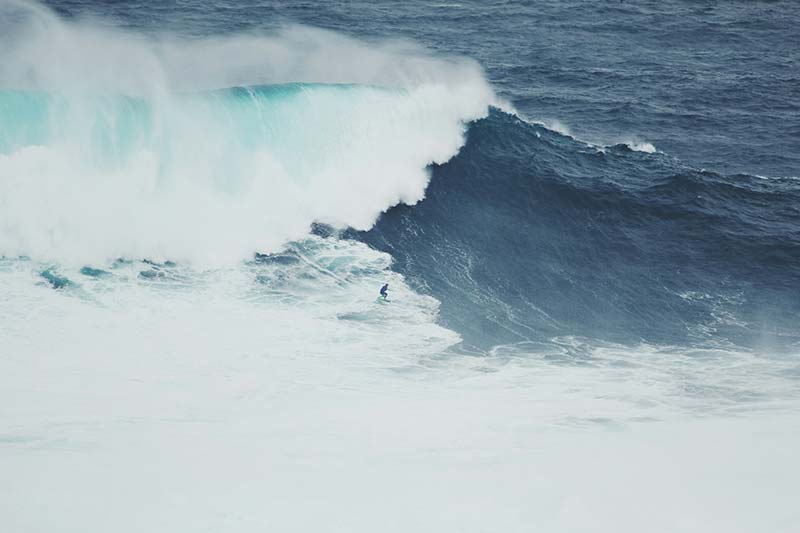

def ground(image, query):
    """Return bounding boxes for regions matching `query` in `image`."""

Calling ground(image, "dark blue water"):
[353,110,800,351]
[33,0,800,351]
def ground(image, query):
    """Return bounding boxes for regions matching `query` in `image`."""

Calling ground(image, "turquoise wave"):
[0,83,385,163]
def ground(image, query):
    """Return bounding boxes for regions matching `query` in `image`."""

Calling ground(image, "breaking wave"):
[0,0,498,265]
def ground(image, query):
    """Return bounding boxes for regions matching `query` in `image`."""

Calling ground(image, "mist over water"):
[2,2,799,532]
[0,0,498,265]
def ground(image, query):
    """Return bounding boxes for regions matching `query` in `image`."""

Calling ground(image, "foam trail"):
[0,1,499,266]
[520,113,659,154]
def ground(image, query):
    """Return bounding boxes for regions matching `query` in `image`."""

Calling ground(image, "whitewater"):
[2,1,799,532]
[0,0,498,265]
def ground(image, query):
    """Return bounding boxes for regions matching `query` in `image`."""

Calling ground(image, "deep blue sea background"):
[41,0,800,352]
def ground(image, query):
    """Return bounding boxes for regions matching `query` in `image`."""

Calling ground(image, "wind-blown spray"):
[0,1,499,265]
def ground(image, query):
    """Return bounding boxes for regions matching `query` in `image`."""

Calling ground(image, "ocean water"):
[1,1,799,532]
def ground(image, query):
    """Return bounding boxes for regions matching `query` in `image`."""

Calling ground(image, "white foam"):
[1,254,799,533]
[0,1,499,266]
[529,117,575,139]
[625,140,658,153]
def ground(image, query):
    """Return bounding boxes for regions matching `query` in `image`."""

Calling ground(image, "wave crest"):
[0,2,499,265]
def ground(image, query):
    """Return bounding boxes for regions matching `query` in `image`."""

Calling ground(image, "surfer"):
[379,283,389,300]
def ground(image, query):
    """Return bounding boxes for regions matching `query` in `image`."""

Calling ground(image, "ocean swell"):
[354,109,800,351]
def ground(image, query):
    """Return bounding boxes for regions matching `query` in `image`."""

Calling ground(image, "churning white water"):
[2,249,799,532]
[0,0,499,266]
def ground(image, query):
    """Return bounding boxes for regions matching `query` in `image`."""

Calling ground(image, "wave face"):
[355,109,800,351]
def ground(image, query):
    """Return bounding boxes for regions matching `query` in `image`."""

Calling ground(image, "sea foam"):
[0,1,498,266]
